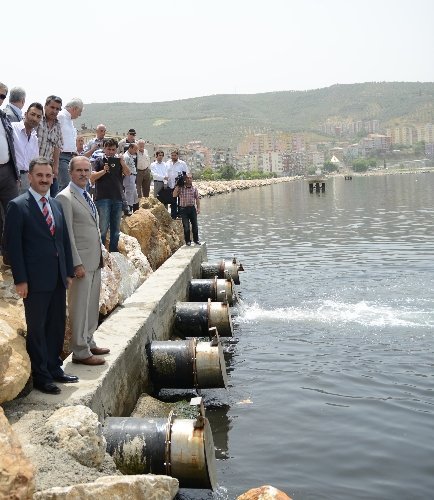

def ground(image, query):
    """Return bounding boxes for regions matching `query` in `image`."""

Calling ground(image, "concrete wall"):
[21,245,207,420]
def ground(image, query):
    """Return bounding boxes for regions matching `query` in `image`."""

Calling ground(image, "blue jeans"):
[95,199,123,252]
[58,152,74,192]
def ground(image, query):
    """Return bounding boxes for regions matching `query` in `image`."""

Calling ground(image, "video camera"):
[175,171,187,187]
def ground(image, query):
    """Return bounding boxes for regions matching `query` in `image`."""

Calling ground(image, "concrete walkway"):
[16,245,206,420]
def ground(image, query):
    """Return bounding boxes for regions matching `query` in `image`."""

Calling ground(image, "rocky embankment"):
[195,176,294,197]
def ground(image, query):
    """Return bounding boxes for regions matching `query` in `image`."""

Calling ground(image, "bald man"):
[83,124,107,158]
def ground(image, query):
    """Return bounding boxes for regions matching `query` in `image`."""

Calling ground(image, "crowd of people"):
[0,82,201,395]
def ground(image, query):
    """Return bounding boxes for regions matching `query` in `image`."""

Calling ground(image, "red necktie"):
[40,196,55,235]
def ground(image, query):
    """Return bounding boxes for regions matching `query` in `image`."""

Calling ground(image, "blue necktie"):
[83,191,96,218]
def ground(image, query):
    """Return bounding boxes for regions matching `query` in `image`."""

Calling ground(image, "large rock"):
[99,248,122,315]
[0,317,31,403]
[237,485,292,500]
[121,199,184,270]
[33,474,179,499]
[44,406,106,468]
[0,406,35,499]
[119,233,153,280]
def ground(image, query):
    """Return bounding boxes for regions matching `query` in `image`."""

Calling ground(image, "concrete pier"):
[14,245,207,420]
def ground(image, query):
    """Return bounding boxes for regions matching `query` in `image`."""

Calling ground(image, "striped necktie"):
[40,196,55,235]
[83,191,96,218]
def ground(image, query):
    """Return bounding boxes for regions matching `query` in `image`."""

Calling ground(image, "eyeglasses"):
[0,93,7,99]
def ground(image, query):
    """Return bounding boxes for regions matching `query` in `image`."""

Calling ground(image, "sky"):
[2,0,433,106]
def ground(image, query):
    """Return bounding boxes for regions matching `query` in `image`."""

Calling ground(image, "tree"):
[219,164,236,180]
[323,161,338,172]
[352,159,369,172]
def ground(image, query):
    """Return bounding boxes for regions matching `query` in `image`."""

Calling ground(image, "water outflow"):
[236,300,434,328]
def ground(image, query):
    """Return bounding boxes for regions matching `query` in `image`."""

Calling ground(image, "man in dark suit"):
[3,156,79,394]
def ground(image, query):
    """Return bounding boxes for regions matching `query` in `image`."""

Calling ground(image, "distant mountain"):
[76,82,434,148]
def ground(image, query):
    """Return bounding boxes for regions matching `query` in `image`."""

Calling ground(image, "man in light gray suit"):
[56,156,109,366]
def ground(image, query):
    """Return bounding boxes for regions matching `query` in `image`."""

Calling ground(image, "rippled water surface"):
[181,174,434,500]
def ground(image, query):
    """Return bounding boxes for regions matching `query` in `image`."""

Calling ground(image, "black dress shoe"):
[54,374,79,383]
[186,242,191,246]
[194,241,201,245]
[34,382,61,395]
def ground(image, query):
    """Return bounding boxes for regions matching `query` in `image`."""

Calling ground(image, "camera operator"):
[90,138,130,252]
[172,173,201,246]
[166,149,190,219]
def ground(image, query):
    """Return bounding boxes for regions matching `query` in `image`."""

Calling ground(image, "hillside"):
[76,82,434,148]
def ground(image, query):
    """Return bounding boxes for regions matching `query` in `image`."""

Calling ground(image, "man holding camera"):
[166,149,190,219]
[90,138,130,252]
[172,173,201,246]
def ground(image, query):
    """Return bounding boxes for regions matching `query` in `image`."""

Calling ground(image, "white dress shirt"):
[0,119,10,164]
[12,121,39,172]
[150,160,168,181]
[57,108,77,153]
[29,187,55,227]
[166,159,190,188]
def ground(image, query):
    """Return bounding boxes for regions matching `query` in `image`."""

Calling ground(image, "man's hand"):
[66,277,73,289]
[74,264,86,279]
[15,282,28,299]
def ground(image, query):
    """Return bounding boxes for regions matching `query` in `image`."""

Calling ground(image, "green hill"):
[76,82,434,148]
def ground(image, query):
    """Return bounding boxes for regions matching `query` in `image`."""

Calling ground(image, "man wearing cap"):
[117,128,137,154]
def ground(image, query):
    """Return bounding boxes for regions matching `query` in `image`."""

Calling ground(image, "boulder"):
[0,317,31,403]
[99,248,122,315]
[121,200,184,270]
[237,485,292,500]
[0,406,35,499]
[118,233,153,281]
[44,405,106,468]
[33,474,179,499]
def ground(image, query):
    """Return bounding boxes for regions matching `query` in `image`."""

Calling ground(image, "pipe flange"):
[164,410,175,476]
[192,338,198,389]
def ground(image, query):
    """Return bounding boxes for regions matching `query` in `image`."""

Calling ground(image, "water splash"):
[236,300,434,328]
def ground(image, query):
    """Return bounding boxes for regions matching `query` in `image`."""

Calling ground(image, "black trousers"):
[170,190,178,219]
[0,163,19,241]
[179,206,199,244]
[24,277,66,385]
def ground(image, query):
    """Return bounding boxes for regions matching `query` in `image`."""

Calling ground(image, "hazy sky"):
[2,0,433,105]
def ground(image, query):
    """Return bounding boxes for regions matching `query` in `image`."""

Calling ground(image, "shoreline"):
[194,168,434,197]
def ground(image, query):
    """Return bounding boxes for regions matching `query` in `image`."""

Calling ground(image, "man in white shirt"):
[57,98,83,192]
[136,139,151,197]
[12,103,43,193]
[150,150,167,198]
[166,149,190,219]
